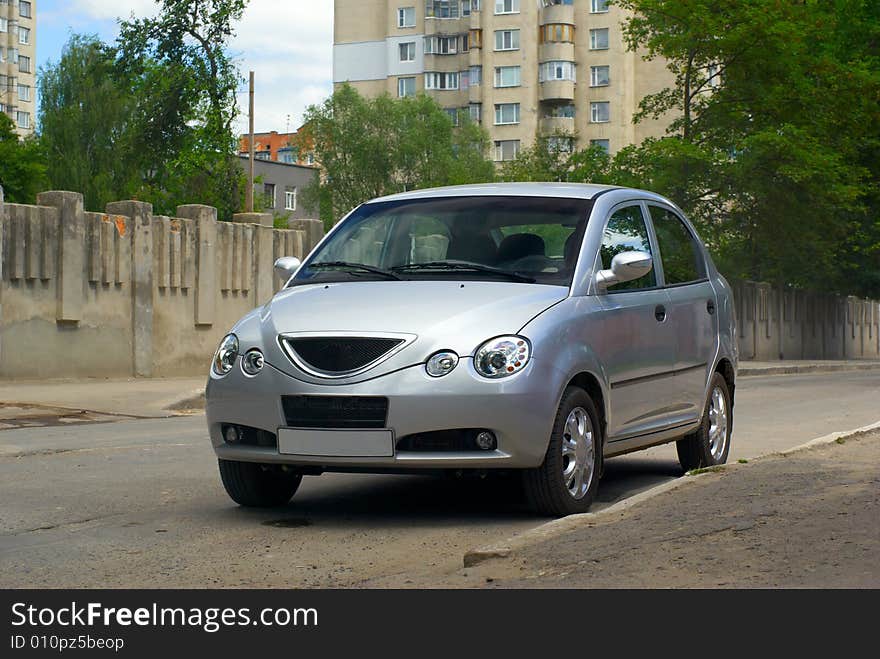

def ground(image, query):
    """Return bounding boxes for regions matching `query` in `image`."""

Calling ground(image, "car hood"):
[255,280,568,383]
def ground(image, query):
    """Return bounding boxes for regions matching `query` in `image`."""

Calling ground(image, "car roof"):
[366,182,623,204]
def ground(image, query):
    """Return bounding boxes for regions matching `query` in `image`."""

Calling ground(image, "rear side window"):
[600,205,657,291]
[649,206,706,285]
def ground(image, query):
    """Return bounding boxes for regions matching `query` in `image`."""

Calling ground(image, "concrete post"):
[107,200,154,377]
[254,225,275,305]
[287,219,324,255]
[0,185,4,364]
[36,191,85,323]
[176,204,217,326]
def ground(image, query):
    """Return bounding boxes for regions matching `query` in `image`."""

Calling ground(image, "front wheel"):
[218,460,302,507]
[523,387,602,517]
[676,373,732,472]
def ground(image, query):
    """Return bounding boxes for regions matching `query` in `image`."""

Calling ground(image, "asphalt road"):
[1,370,878,587]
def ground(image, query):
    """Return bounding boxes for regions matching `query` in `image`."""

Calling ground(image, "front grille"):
[283,337,404,375]
[282,395,389,429]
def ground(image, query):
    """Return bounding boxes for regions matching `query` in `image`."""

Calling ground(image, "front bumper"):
[206,357,563,470]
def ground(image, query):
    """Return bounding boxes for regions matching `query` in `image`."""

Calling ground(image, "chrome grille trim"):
[277,331,417,379]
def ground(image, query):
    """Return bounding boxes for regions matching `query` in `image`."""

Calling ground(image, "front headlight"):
[474,335,531,379]
[212,333,239,376]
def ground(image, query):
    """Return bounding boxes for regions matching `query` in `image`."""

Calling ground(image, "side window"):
[600,205,656,291]
[649,206,706,285]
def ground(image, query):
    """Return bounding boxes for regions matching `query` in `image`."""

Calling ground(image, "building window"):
[18,26,29,45]
[278,147,296,164]
[547,137,574,153]
[590,101,610,123]
[19,1,32,19]
[398,76,416,97]
[399,42,416,62]
[590,28,610,50]
[461,0,472,15]
[424,35,460,54]
[494,65,521,88]
[305,153,316,166]
[17,84,29,102]
[285,188,297,212]
[255,151,271,161]
[495,0,519,14]
[0,18,7,33]
[264,183,276,210]
[445,108,460,126]
[540,23,575,43]
[494,139,520,161]
[590,139,610,153]
[469,29,482,48]
[18,55,30,73]
[469,103,482,123]
[538,61,576,82]
[494,102,520,125]
[469,65,482,86]
[426,0,459,18]
[16,111,29,130]
[494,29,520,51]
[707,63,721,88]
[590,65,610,87]
[398,7,416,28]
[545,104,575,118]
[425,71,459,90]
[590,0,608,12]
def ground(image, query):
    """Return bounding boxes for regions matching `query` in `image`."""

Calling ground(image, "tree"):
[612,0,880,295]
[301,84,495,225]
[0,114,47,204]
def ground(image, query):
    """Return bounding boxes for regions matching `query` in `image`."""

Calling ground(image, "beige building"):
[1,0,36,138]
[333,0,673,161]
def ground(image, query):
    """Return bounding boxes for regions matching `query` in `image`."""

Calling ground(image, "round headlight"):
[241,349,265,376]
[426,351,459,377]
[474,336,531,379]
[212,333,238,376]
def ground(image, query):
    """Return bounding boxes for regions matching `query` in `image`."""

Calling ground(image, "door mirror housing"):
[595,250,653,291]
[274,256,301,282]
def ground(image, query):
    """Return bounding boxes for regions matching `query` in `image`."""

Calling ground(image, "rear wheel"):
[523,387,602,516]
[218,460,302,507]
[676,373,732,472]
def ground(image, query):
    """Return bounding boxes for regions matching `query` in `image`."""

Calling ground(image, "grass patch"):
[687,465,727,476]
[835,437,846,445]
[737,458,749,464]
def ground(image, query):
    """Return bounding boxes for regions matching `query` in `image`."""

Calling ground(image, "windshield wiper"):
[391,260,536,283]
[308,261,401,280]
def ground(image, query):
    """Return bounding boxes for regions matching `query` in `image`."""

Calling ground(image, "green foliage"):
[38,1,247,219]
[301,84,495,224]
[0,114,48,203]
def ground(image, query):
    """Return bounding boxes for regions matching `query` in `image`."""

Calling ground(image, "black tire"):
[218,460,302,507]
[676,372,733,472]
[523,387,602,517]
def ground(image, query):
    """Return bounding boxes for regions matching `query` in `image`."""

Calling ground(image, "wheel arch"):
[714,357,736,406]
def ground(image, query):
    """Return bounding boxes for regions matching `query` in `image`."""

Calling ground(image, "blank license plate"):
[277,428,393,457]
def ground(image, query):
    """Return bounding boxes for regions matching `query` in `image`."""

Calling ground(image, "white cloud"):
[56,0,334,134]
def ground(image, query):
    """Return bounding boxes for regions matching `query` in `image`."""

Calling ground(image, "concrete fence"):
[0,187,877,379]
[0,188,323,379]
[733,281,880,361]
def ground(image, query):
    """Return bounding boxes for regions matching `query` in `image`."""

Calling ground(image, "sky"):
[36,0,335,135]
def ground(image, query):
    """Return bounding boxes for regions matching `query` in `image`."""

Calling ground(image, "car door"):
[590,203,679,441]
[647,203,717,422]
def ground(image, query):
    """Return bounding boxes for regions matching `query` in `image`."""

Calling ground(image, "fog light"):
[224,425,240,443]
[475,431,497,450]
[426,350,459,377]
[241,349,264,376]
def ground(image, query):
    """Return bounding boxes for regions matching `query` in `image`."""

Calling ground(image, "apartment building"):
[333,0,673,161]
[1,0,36,138]
[239,130,317,166]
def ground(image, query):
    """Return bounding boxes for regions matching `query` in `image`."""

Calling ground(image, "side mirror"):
[274,256,301,282]
[595,250,653,291]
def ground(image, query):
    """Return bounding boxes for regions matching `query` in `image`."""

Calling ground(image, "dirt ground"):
[368,432,880,588]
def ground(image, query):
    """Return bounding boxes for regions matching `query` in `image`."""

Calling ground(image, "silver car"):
[206,183,737,516]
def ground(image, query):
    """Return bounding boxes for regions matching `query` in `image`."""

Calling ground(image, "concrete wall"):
[733,281,880,361]
[0,189,324,379]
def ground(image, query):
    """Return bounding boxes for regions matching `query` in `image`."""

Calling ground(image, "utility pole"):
[246,71,255,213]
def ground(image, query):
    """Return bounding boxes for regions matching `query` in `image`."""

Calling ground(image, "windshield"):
[292,196,593,287]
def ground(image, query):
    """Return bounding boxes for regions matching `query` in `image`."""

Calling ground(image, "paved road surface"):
[1,371,878,587]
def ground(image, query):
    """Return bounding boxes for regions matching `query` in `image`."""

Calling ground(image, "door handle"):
[654,305,666,322]
[707,299,716,315]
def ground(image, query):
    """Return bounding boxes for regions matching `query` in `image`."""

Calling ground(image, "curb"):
[462,419,880,568]
[161,389,206,412]
[739,362,880,376]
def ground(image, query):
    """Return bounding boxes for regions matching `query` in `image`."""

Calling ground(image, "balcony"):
[540,41,575,62]
[539,116,575,135]
[540,3,576,26]
[539,80,575,102]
